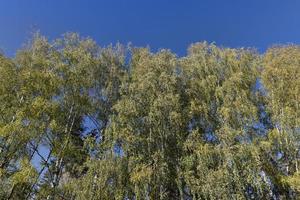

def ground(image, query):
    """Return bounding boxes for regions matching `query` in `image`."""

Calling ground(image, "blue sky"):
[0,0,300,56]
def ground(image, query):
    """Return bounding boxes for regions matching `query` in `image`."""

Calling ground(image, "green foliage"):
[0,34,299,199]
[260,46,300,198]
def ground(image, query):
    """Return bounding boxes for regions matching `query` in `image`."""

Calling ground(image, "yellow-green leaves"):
[11,158,37,185]
[259,45,300,198]
[262,45,300,129]
[1,33,300,199]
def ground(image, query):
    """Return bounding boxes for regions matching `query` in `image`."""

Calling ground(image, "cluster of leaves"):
[0,33,299,200]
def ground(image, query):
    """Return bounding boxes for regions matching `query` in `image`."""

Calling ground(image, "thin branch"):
[25,148,53,200]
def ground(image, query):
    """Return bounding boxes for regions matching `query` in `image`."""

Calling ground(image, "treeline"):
[0,33,299,200]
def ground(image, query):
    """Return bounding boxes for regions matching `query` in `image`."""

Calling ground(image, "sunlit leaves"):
[0,33,299,199]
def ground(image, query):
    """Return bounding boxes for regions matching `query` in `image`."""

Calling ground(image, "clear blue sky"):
[1,0,300,56]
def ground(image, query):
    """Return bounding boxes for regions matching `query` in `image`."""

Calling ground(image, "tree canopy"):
[0,33,299,200]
